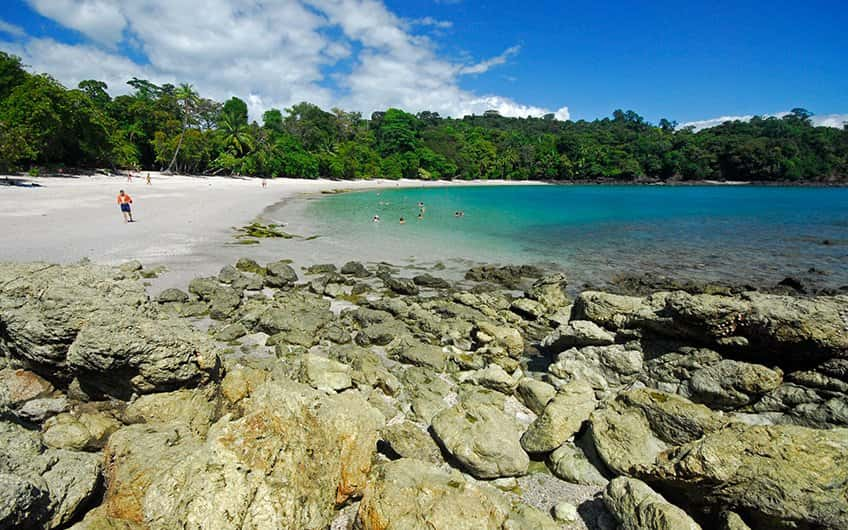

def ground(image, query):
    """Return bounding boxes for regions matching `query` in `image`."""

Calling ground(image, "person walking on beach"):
[117,190,134,222]
[146,173,151,185]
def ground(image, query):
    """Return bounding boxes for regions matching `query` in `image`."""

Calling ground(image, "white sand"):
[0,172,541,291]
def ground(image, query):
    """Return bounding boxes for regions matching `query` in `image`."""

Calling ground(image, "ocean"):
[267,184,848,290]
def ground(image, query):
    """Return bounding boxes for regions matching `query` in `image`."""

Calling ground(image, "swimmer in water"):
[373,215,380,222]
[417,212,423,220]
[399,217,406,224]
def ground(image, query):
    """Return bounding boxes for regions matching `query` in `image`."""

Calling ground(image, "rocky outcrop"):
[541,320,615,352]
[636,423,848,529]
[548,344,643,398]
[101,379,383,528]
[604,477,701,530]
[589,388,728,475]
[264,260,298,287]
[356,459,557,530]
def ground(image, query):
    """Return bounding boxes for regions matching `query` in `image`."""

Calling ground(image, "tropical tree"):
[164,82,199,172]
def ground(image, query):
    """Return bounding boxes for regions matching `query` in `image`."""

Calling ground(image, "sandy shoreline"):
[0,173,544,291]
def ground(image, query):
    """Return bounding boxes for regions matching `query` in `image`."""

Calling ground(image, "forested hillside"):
[1,51,846,182]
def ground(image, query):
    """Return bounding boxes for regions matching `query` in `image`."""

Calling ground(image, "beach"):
[0,173,541,291]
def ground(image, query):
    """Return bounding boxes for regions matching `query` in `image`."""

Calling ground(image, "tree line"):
[1,51,846,182]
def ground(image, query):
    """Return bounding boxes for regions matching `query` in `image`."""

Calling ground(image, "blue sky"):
[1,0,846,126]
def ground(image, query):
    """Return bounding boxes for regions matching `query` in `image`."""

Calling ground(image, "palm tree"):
[219,110,254,157]
[165,83,199,173]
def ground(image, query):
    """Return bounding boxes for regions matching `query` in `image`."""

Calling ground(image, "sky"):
[0,0,846,128]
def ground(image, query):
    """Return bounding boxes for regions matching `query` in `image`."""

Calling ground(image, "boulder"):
[0,262,147,376]
[548,440,608,487]
[572,291,654,330]
[217,264,240,284]
[340,261,370,277]
[384,276,419,296]
[17,396,69,422]
[123,387,220,437]
[306,263,337,275]
[235,257,264,275]
[329,345,401,396]
[636,423,848,529]
[380,421,443,463]
[521,379,597,453]
[604,477,701,530]
[102,380,383,528]
[515,378,556,415]
[66,311,219,398]
[589,388,728,475]
[464,364,517,394]
[413,273,451,289]
[0,369,54,407]
[686,359,782,409]
[155,288,189,304]
[510,298,547,320]
[403,367,453,423]
[206,286,241,320]
[264,260,298,287]
[389,339,446,371]
[356,458,556,530]
[254,291,333,347]
[526,273,569,310]
[548,344,643,398]
[0,472,49,528]
[299,354,353,393]
[431,394,529,479]
[541,320,615,352]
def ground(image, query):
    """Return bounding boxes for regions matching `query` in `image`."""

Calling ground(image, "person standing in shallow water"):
[117,190,134,222]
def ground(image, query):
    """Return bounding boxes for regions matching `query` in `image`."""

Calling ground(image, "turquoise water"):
[284,185,848,288]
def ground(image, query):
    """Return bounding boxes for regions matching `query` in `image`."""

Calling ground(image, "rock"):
[521,379,597,453]
[605,477,701,530]
[465,265,542,289]
[548,440,608,487]
[504,503,561,530]
[43,415,94,450]
[510,297,546,320]
[431,395,529,479]
[526,273,569,310]
[206,285,242,320]
[299,354,353,393]
[380,421,443,463]
[235,257,264,275]
[217,264,240,284]
[548,344,643,398]
[553,501,579,523]
[384,276,419,295]
[719,511,752,530]
[403,367,453,423]
[66,505,145,529]
[516,378,556,415]
[389,339,446,371]
[330,345,401,396]
[686,359,782,409]
[589,388,728,476]
[306,263,337,275]
[0,472,48,528]
[0,369,54,407]
[542,320,615,352]
[118,260,143,274]
[254,291,333,347]
[341,261,370,277]
[154,288,189,304]
[76,411,122,449]
[473,321,524,371]
[572,291,652,330]
[123,387,220,437]
[0,262,148,377]
[636,423,848,529]
[413,273,451,289]
[465,364,517,394]
[102,380,383,528]
[264,260,298,287]
[357,458,549,530]
[231,271,264,291]
[187,276,220,299]
[66,312,219,398]
[215,322,248,341]
[42,449,103,528]
[17,396,69,422]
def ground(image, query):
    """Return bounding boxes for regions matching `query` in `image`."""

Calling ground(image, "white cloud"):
[459,45,520,75]
[812,114,848,128]
[554,106,570,121]
[8,0,567,121]
[0,20,27,38]
[26,0,127,46]
[409,17,453,29]
[681,112,847,131]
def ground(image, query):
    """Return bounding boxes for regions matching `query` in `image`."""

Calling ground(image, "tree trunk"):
[165,115,187,174]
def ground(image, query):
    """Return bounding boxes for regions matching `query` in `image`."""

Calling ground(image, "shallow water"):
[266,185,848,289]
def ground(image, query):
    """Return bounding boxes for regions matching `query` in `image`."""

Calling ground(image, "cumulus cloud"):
[409,17,453,29]
[6,0,568,120]
[680,112,847,131]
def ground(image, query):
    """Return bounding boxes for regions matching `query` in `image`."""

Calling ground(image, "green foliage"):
[0,57,845,182]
